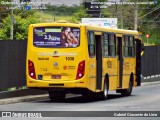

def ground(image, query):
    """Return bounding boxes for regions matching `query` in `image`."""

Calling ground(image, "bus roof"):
[30,22,141,35]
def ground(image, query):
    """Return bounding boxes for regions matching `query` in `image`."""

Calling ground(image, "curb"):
[0,94,48,105]
[141,81,160,86]
[0,81,160,105]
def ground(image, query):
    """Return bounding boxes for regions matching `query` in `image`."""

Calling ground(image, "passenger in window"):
[61,27,78,47]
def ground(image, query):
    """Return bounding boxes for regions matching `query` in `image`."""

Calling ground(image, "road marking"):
[128,106,141,109]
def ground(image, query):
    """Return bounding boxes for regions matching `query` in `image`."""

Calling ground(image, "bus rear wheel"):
[48,90,66,102]
[82,90,97,100]
[121,77,133,96]
[99,81,108,100]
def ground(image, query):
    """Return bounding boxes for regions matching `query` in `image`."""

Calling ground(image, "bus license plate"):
[51,75,61,79]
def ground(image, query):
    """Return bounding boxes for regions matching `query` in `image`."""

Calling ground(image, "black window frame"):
[123,35,135,57]
[109,34,116,57]
[102,32,116,57]
[88,31,95,58]
[102,33,109,57]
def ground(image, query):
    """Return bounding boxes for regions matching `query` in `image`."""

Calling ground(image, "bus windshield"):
[33,27,80,48]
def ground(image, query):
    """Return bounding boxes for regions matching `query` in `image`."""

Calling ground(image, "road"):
[0,84,160,120]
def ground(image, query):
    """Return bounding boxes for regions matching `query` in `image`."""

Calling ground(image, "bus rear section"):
[26,24,87,101]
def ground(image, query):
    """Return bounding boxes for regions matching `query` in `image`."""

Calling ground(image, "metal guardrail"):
[141,45,160,77]
[0,40,27,89]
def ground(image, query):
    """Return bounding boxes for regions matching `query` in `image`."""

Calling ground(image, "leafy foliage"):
[138,0,160,44]
[0,15,39,40]
[0,0,10,23]
[0,0,160,44]
[100,0,160,44]
[46,4,80,16]
[69,6,91,23]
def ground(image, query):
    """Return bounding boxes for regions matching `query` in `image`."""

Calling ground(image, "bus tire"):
[99,80,108,100]
[48,90,66,102]
[121,75,133,96]
[82,90,97,100]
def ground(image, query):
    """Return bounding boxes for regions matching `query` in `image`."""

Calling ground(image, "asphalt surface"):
[0,81,160,105]
[0,81,160,120]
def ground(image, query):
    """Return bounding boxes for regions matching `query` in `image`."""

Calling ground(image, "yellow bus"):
[26,22,143,101]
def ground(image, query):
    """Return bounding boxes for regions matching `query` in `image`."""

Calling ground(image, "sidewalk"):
[141,80,160,86]
[0,94,48,105]
[0,81,160,105]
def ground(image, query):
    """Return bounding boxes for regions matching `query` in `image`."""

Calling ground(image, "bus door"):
[117,37,123,88]
[88,31,102,90]
[95,35,102,90]
[135,39,142,86]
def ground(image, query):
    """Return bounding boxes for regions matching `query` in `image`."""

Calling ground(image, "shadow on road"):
[36,93,136,103]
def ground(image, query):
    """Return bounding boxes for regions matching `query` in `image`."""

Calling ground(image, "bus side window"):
[124,36,129,57]
[102,33,109,57]
[109,34,116,57]
[88,31,95,57]
[124,36,135,57]
[128,36,135,57]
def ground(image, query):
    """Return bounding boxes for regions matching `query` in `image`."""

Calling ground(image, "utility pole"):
[120,0,123,29]
[10,0,13,40]
[134,1,138,30]
[10,9,13,40]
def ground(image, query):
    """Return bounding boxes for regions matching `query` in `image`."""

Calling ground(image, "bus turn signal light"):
[28,60,36,79]
[76,60,85,80]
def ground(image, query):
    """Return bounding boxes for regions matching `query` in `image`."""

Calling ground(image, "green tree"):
[103,0,160,44]
[0,15,39,40]
[138,0,160,44]
[69,6,91,22]
[0,0,10,23]
[45,4,80,16]
[14,9,37,19]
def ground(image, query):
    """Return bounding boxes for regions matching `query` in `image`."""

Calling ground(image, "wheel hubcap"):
[104,83,107,97]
